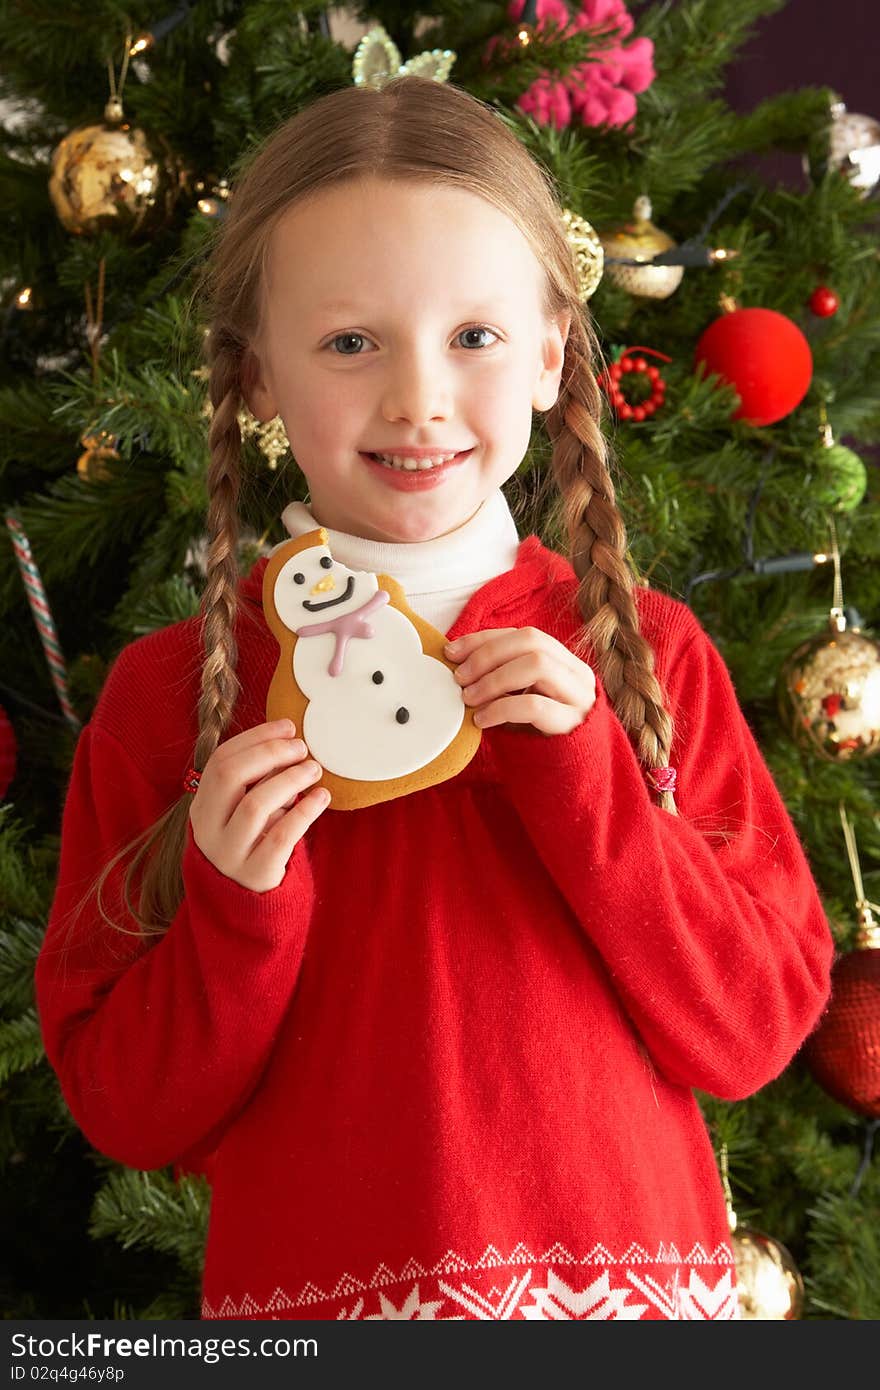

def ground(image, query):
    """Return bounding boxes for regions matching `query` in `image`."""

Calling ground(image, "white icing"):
[274,542,466,781]
[273,544,379,629]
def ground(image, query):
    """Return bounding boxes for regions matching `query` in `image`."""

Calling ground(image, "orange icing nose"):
[311,574,336,595]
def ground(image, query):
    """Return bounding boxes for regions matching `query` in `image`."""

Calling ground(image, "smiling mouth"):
[303,575,354,611]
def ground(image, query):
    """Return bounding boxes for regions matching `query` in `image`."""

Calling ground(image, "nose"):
[311,574,335,595]
[380,344,453,426]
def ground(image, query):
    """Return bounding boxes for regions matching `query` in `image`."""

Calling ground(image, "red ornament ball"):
[803,946,880,1117]
[694,307,813,427]
[809,286,839,318]
[0,704,17,800]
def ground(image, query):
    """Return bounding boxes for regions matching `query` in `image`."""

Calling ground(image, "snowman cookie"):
[262,527,482,810]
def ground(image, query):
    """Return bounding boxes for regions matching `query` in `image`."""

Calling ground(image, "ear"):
[532,311,572,412]
[241,347,279,422]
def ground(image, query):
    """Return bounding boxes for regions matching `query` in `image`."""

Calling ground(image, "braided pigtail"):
[84,332,247,939]
[544,312,679,816]
[192,329,245,764]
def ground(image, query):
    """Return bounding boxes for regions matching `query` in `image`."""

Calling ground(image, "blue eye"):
[458,326,498,349]
[330,333,371,355]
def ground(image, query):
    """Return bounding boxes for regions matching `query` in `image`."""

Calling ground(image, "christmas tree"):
[2,0,878,1320]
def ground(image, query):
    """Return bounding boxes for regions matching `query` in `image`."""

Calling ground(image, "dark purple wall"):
[724,0,877,116]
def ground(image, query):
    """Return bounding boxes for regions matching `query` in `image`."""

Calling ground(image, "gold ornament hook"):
[105,32,133,122]
[838,803,880,945]
[719,1142,737,1233]
[826,514,845,631]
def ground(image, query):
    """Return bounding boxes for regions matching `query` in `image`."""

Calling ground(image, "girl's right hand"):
[188,719,330,892]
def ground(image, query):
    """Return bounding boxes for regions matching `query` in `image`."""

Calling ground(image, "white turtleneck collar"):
[274,489,522,637]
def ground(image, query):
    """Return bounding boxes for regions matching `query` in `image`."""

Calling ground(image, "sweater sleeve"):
[489,610,834,1101]
[34,719,316,1172]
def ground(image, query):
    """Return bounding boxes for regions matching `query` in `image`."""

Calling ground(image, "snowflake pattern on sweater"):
[201,1243,739,1321]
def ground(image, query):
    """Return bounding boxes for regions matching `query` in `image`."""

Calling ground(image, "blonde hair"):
[88,74,678,941]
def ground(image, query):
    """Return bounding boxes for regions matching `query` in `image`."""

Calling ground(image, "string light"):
[129,1,195,56]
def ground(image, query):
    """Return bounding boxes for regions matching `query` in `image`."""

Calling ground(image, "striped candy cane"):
[5,510,81,732]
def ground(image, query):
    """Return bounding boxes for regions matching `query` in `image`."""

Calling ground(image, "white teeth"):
[375,452,459,471]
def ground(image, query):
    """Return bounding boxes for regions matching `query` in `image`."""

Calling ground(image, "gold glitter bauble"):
[560,207,604,301]
[49,99,187,238]
[733,1227,804,1319]
[778,619,880,762]
[600,195,684,300]
[352,23,456,90]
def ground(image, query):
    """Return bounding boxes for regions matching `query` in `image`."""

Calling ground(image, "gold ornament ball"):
[599,195,683,300]
[778,621,880,762]
[49,99,187,238]
[733,1227,804,1319]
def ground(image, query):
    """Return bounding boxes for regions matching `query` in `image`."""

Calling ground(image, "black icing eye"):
[372,671,384,684]
[293,572,305,585]
[320,556,333,569]
[395,707,410,724]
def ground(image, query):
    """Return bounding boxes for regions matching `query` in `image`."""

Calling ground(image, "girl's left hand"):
[445,628,597,736]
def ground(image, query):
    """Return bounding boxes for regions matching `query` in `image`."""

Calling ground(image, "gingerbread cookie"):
[262,528,482,810]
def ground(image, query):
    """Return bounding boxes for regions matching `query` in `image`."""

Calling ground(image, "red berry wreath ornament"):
[597,345,671,421]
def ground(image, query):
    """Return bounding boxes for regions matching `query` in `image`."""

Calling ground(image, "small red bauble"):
[0,704,17,800]
[694,307,813,427]
[803,944,880,1118]
[809,286,839,318]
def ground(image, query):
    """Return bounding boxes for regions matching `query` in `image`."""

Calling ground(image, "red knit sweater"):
[35,535,833,1321]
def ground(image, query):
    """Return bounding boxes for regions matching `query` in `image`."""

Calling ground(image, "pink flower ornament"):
[501,0,655,131]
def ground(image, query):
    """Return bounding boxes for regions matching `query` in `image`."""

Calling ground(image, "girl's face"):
[244,176,570,544]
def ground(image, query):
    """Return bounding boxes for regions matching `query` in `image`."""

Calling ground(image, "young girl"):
[35,75,833,1322]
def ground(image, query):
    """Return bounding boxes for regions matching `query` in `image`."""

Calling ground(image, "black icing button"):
[395,708,410,724]
[372,671,384,684]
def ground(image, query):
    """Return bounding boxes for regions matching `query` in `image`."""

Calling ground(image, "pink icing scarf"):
[295,588,390,676]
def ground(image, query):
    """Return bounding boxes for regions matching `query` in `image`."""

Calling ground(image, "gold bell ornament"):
[777,522,880,762]
[48,33,188,238]
[599,195,684,300]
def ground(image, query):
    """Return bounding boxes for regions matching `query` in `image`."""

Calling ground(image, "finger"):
[451,628,587,685]
[461,652,591,709]
[201,737,311,827]
[229,759,324,853]
[214,719,298,759]
[473,692,583,735]
[444,629,517,661]
[246,784,331,874]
